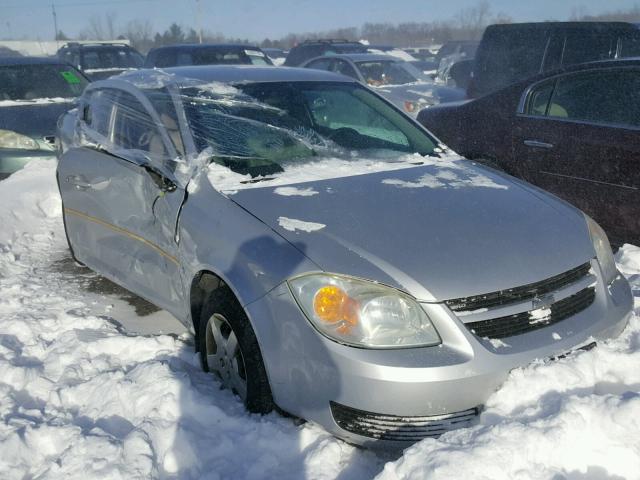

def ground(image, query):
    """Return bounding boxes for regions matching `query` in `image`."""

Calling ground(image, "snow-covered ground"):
[1,161,639,479]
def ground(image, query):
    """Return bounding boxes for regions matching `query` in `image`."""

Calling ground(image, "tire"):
[198,287,274,414]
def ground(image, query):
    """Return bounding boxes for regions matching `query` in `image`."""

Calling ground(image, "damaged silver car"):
[56,66,633,447]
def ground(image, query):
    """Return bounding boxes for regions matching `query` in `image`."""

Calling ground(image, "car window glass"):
[619,35,640,57]
[146,90,186,157]
[307,58,333,70]
[562,34,615,65]
[474,29,548,95]
[177,52,194,66]
[0,64,88,101]
[111,91,169,161]
[332,60,359,79]
[155,50,177,68]
[548,70,640,127]
[303,88,410,146]
[524,79,555,116]
[84,89,115,139]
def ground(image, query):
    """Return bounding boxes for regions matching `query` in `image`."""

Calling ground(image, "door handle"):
[524,139,554,149]
[66,175,92,190]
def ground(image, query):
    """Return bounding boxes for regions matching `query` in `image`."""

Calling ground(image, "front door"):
[512,68,640,245]
[58,86,187,315]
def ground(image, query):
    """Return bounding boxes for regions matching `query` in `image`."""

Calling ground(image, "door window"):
[562,34,616,65]
[332,60,359,80]
[306,58,333,71]
[111,91,169,161]
[530,69,640,128]
[524,79,556,116]
[83,89,116,139]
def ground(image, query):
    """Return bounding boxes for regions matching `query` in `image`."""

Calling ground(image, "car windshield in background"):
[179,48,271,66]
[181,81,436,176]
[356,61,418,86]
[83,48,144,70]
[0,64,88,101]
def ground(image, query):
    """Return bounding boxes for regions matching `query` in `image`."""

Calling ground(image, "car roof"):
[150,44,263,52]
[0,56,68,66]
[485,21,638,32]
[122,65,357,86]
[309,53,399,63]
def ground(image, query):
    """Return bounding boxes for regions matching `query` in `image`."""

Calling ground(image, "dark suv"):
[284,39,368,67]
[57,42,144,80]
[469,22,640,98]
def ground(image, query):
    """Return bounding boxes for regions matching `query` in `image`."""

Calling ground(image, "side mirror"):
[449,60,474,90]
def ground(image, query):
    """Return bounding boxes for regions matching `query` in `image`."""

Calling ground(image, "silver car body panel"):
[56,66,633,446]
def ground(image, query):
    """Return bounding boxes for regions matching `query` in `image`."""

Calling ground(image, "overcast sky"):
[3,0,639,41]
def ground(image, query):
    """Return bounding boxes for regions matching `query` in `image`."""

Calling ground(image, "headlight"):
[0,129,39,150]
[585,215,617,284]
[288,273,441,348]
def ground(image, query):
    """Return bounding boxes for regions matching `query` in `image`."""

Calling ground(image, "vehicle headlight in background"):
[0,129,39,150]
[585,215,618,284]
[288,273,441,348]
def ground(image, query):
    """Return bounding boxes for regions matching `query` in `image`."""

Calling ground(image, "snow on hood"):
[206,151,454,194]
[227,160,594,301]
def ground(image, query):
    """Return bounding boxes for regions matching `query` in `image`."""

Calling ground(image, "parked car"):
[56,65,632,447]
[57,42,144,80]
[0,57,88,179]
[366,44,417,62]
[469,22,640,98]
[418,59,640,246]
[284,39,368,66]
[435,40,478,66]
[301,53,466,115]
[144,44,273,68]
[262,47,287,66]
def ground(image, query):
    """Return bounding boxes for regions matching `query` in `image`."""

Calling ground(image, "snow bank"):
[0,162,380,479]
[1,161,639,479]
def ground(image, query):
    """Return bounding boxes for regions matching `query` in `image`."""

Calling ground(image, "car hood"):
[228,160,595,302]
[0,102,73,137]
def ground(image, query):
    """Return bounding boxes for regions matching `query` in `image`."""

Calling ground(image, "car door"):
[512,68,640,245]
[58,85,187,315]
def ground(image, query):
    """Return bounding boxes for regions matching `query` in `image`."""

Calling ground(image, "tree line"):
[56,2,639,53]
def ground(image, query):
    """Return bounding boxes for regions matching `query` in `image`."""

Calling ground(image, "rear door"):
[58,85,187,315]
[512,68,640,244]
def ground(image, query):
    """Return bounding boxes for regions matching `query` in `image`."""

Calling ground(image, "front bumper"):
[0,149,56,179]
[245,266,632,448]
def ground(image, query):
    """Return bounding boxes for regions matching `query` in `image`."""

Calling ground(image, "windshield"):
[182,81,437,177]
[355,61,418,86]
[0,64,88,102]
[82,48,144,70]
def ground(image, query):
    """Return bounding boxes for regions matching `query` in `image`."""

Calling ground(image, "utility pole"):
[195,0,203,44]
[51,2,59,43]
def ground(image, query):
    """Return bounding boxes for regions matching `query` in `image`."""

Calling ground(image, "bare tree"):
[81,12,119,40]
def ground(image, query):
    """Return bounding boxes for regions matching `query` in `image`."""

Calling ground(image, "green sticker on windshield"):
[60,71,81,84]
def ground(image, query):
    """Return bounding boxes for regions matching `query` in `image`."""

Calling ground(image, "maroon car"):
[418,59,640,246]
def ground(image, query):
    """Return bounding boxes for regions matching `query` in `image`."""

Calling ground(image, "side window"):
[524,79,556,116]
[307,58,333,71]
[546,70,640,127]
[155,51,177,68]
[111,92,169,160]
[332,60,359,80]
[562,34,615,65]
[619,35,640,57]
[83,89,116,139]
[176,52,194,66]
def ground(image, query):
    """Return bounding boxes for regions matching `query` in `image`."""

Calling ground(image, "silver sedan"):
[56,66,632,447]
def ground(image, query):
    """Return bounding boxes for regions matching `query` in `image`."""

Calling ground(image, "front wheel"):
[198,288,274,414]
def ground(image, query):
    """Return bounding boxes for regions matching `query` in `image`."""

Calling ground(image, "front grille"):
[330,401,479,442]
[465,286,596,339]
[445,262,591,313]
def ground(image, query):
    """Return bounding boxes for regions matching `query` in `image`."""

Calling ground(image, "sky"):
[2,0,639,41]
